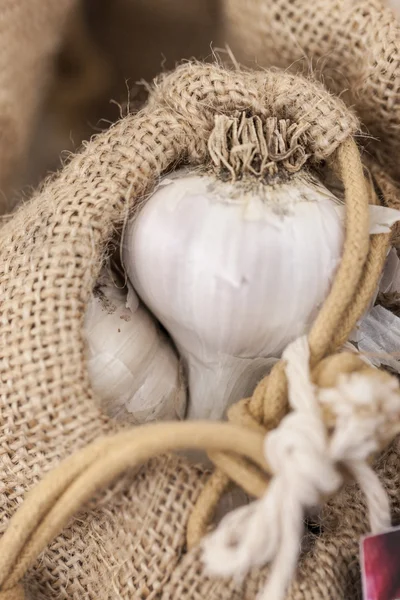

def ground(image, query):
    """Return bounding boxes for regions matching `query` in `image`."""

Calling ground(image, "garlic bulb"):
[123,170,346,420]
[84,269,187,424]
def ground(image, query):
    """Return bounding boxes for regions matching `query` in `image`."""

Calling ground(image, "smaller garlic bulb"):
[84,269,187,424]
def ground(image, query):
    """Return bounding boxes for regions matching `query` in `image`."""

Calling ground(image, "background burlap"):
[1,1,400,599]
[0,0,78,208]
[12,0,223,200]
[5,1,400,198]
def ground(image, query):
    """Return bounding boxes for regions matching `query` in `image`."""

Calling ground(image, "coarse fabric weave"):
[0,62,379,600]
[0,0,400,597]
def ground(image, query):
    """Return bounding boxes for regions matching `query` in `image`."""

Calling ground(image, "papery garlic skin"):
[350,247,400,375]
[123,170,345,421]
[84,270,187,424]
[350,305,400,375]
[379,247,400,295]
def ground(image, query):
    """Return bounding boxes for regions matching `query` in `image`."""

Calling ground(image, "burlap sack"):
[0,60,385,600]
[223,0,400,187]
[0,0,77,206]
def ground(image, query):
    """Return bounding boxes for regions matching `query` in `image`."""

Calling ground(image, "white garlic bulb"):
[84,269,187,424]
[123,170,346,421]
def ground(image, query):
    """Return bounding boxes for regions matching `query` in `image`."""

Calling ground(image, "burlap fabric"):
[0,0,78,205]
[0,61,382,599]
[154,440,400,600]
[218,4,400,594]
[223,0,400,188]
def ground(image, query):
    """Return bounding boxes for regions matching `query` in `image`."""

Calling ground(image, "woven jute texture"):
[0,0,77,205]
[159,436,400,600]
[0,62,373,599]
[223,0,400,187]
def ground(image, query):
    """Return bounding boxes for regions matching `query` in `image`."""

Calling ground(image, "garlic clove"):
[84,269,187,424]
[367,205,400,234]
[350,305,400,375]
[123,170,345,421]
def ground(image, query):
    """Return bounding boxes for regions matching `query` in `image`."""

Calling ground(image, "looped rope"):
[0,423,268,597]
[0,68,395,598]
[0,135,395,600]
[187,137,391,546]
[201,339,400,600]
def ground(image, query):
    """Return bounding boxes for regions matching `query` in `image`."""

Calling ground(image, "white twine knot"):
[202,336,400,600]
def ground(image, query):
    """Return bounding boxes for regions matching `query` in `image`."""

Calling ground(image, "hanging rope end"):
[201,337,400,599]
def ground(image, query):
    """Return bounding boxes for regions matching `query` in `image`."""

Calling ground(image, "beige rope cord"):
[0,63,396,598]
[0,363,394,598]
[0,423,268,599]
[186,138,391,546]
[0,138,393,598]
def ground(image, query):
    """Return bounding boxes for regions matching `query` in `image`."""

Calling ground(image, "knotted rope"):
[187,136,391,547]
[0,137,396,600]
[202,339,400,600]
[0,64,398,599]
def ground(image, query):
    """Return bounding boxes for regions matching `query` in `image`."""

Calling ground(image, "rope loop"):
[0,65,396,599]
[201,340,400,600]
[187,136,391,547]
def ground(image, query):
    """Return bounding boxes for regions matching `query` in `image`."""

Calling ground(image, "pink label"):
[361,526,400,600]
